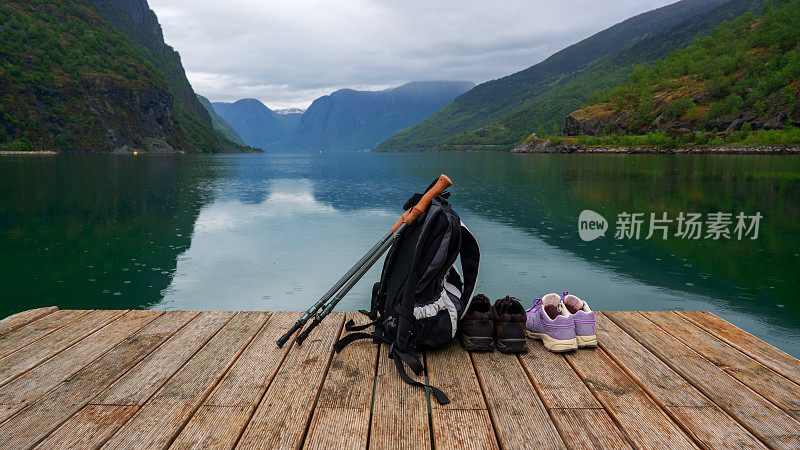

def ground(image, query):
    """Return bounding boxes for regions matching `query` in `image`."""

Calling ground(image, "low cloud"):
[150,0,676,108]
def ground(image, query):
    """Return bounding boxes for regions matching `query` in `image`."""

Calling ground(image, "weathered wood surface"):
[519,343,631,449]
[369,341,430,450]
[304,312,377,450]
[606,311,800,449]
[236,312,344,449]
[0,308,797,449]
[594,314,764,449]
[472,349,565,449]
[428,341,498,450]
[103,312,265,449]
[0,306,58,337]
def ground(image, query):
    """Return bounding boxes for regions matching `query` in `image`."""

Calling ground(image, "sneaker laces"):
[562,291,585,314]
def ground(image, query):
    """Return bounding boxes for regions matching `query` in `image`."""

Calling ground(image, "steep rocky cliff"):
[0,0,245,153]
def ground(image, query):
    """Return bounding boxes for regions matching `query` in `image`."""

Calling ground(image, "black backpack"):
[333,187,480,404]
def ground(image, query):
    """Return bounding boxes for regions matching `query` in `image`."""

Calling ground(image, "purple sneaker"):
[563,292,597,348]
[525,293,577,352]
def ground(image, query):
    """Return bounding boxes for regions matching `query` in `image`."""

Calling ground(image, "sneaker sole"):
[577,334,598,348]
[461,336,494,352]
[496,338,528,354]
[525,330,578,352]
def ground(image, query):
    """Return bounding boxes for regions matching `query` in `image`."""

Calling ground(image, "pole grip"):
[391,174,452,232]
[295,318,321,345]
[276,320,303,347]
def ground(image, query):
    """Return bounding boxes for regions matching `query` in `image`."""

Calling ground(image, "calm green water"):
[1,152,799,356]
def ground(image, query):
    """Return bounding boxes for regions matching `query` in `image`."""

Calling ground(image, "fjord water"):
[1,152,798,356]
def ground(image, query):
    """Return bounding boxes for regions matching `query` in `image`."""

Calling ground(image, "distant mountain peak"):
[275,108,306,115]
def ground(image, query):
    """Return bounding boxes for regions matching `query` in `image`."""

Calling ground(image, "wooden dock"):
[0,307,799,449]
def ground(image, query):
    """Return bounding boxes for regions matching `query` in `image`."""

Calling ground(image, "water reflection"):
[0,155,219,315]
[389,153,800,355]
[159,178,394,311]
[1,152,798,356]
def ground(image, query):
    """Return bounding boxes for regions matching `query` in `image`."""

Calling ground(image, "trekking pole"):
[285,174,452,346]
[276,231,395,347]
[294,226,402,345]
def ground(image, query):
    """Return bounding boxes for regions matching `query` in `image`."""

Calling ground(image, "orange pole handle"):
[391,174,452,232]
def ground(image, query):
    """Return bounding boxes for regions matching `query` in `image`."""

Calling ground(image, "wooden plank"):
[34,405,138,450]
[471,351,564,449]
[644,311,800,414]
[171,312,299,450]
[236,312,344,450]
[173,405,253,448]
[0,310,92,358]
[0,306,58,337]
[520,343,631,449]
[0,310,176,448]
[203,311,291,407]
[0,311,161,422]
[368,343,431,450]
[305,407,371,450]
[548,409,634,450]
[676,311,800,383]
[102,311,267,449]
[520,344,602,410]
[35,312,232,449]
[92,311,229,406]
[426,342,498,450]
[565,347,697,449]
[433,409,496,450]
[595,313,764,449]
[0,310,127,387]
[606,311,800,449]
[304,312,379,450]
[428,342,488,411]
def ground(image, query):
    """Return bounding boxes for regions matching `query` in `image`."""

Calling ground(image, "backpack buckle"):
[396,331,411,351]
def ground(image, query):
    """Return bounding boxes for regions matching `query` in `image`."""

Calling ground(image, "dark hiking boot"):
[459,294,494,352]
[492,296,528,353]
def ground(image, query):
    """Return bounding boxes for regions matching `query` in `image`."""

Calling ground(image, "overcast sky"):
[149,0,677,109]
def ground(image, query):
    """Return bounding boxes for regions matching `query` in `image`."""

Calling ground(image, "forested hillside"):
[0,0,247,152]
[561,0,800,147]
[376,0,737,151]
[448,0,765,150]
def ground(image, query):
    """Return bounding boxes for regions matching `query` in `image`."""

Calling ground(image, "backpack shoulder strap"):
[458,222,480,319]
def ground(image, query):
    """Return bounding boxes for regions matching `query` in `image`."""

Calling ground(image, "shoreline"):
[0,151,57,156]
[0,149,261,156]
[511,140,800,154]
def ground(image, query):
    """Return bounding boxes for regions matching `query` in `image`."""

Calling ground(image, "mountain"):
[560,0,800,147]
[376,0,736,151]
[196,95,245,145]
[447,0,766,150]
[290,81,475,151]
[211,99,301,150]
[0,0,247,153]
[213,81,474,151]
